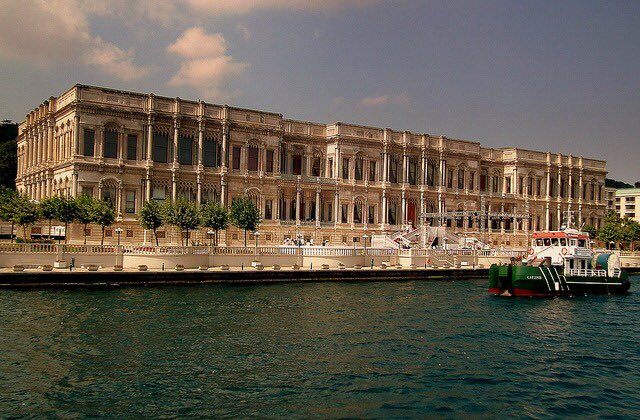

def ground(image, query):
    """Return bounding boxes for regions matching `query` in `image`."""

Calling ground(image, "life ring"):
[426,258,432,265]
[528,248,534,255]
[561,247,568,255]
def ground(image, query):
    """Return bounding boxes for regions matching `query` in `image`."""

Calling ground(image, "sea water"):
[1,276,638,418]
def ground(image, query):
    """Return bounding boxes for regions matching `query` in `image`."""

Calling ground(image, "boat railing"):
[565,268,607,277]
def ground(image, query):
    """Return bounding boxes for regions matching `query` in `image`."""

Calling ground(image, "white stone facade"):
[15,84,608,246]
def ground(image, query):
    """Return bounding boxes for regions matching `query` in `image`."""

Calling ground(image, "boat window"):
[578,239,586,247]
[570,239,576,246]
[560,238,567,246]
[544,238,551,246]
[536,239,543,246]
[552,238,559,246]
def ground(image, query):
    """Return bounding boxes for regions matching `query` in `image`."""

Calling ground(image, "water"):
[1,276,639,418]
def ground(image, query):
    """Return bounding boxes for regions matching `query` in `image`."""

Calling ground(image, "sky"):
[0,0,638,182]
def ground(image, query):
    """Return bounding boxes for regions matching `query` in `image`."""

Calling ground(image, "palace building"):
[16,84,608,246]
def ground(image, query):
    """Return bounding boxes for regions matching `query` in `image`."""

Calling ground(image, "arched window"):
[247,144,259,171]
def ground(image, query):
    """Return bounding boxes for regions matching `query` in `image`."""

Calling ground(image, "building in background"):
[614,189,640,222]
[15,85,608,246]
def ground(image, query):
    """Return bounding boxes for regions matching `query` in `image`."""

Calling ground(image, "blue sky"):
[1,0,638,181]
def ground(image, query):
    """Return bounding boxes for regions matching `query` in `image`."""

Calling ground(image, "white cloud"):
[0,0,149,80]
[167,27,228,58]
[167,27,250,101]
[186,0,381,15]
[360,94,410,106]
[236,23,253,41]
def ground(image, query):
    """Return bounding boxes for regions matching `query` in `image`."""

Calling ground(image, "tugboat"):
[488,218,631,297]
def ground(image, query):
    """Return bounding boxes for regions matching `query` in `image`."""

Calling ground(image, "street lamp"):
[114,227,123,246]
[443,236,448,251]
[207,229,214,247]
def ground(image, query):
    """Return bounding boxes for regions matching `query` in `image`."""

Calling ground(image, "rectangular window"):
[83,129,95,157]
[355,159,363,181]
[327,158,333,178]
[368,206,375,224]
[354,203,362,223]
[492,176,499,193]
[457,169,465,190]
[81,187,93,197]
[266,150,274,173]
[505,177,512,193]
[447,169,454,189]
[480,174,486,191]
[125,191,136,214]
[311,157,321,176]
[469,172,475,191]
[178,136,193,165]
[152,132,168,163]
[248,147,259,171]
[232,146,241,170]
[265,199,273,220]
[292,155,302,175]
[342,158,350,180]
[280,149,287,174]
[389,160,398,183]
[327,203,332,222]
[104,130,118,158]
[341,204,348,223]
[369,161,376,182]
[127,134,137,160]
[152,187,166,202]
[203,140,215,167]
[409,161,417,185]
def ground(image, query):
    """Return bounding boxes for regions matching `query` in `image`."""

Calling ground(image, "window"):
[203,140,216,167]
[341,204,348,223]
[125,191,136,214]
[492,176,499,193]
[355,159,363,180]
[265,200,273,219]
[177,136,192,165]
[232,146,241,170]
[388,203,397,225]
[311,157,321,176]
[327,158,333,178]
[152,187,166,202]
[447,169,454,189]
[102,188,116,208]
[369,161,376,182]
[81,186,93,197]
[104,130,118,158]
[342,158,350,180]
[152,132,169,163]
[368,206,375,224]
[457,170,465,190]
[266,150,274,173]
[427,161,436,186]
[409,161,417,185]
[292,155,302,175]
[248,146,259,171]
[389,159,398,183]
[354,203,362,223]
[83,129,95,157]
[327,203,332,222]
[280,149,287,174]
[469,172,475,191]
[505,177,512,193]
[480,174,487,191]
[127,134,137,160]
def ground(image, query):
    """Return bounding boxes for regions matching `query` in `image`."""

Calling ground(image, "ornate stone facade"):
[16,84,608,246]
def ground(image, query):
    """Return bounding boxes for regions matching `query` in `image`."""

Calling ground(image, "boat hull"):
[488,264,631,297]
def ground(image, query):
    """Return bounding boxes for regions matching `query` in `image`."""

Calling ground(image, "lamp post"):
[443,236,448,252]
[207,229,214,247]
[114,227,123,246]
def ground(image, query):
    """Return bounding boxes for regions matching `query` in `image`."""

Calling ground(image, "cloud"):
[0,0,148,80]
[333,96,347,106]
[359,94,410,106]
[167,27,228,58]
[167,27,250,100]
[186,0,381,15]
[236,23,252,41]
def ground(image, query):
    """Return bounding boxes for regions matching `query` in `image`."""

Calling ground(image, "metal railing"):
[565,268,607,277]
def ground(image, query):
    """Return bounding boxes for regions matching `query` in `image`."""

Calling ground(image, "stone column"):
[173,118,180,166]
[73,115,80,157]
[71,171,78,198]
[334,190,339,226]
[221,121,229,170]
[381,191,387,229]
[295,187,301,225]
[221,177,227,207]
[401,191,407,226]
[315,189,321,225]
[197,121,204,166]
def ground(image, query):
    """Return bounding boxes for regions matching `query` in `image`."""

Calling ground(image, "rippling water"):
[1,276,639,418]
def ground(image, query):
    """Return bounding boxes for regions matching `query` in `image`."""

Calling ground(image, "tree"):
[622,219,640,251]
[55,196,77,244]
[12,195,40,240]
[139,200,164,246]
[230,197,261,247]
[92,200,116,245]
[0,186,18,242]
[39,196,62,240]
[75,195,95,244]
[200,201,230,246]
[582,224,597,240]
[635,181,640,188]
[0,121,17,190]
[164,199,200,246]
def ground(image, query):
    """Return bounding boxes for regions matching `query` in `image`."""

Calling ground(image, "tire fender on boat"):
[561,247,568,255]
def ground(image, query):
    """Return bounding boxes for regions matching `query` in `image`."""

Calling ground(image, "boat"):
[488,227,631,297]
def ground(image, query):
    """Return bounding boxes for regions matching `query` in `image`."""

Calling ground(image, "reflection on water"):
[1,277,639,418]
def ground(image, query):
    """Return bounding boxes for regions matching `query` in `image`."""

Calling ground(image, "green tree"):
[39,196,63,240]
[55,196,77,244]
[0,186,18,242]
[139,200,164,246]
[0,121,18,190]
[92,200,116,245]
[75,195,95,244]
[164,199,200,246]
[12,195,40,240]
[200,201,230,246]
[598,212,625,249]
[622,219,640,251]
[230,197,261,247]
[582,224,597,240]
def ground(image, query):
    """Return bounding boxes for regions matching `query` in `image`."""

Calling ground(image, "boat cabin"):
[528,229,592,266]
